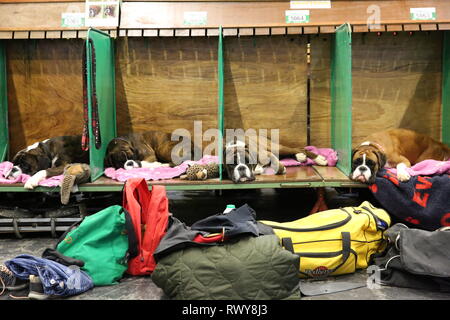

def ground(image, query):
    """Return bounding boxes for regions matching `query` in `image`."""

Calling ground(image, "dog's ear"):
[375,151,387,169]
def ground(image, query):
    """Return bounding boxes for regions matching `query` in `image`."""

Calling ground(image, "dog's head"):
[10,144,51,177]
[105,138,141,169]
[350,144,387,184]
[224,141,257,183]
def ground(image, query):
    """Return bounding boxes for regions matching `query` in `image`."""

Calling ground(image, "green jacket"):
[151,235,300,300]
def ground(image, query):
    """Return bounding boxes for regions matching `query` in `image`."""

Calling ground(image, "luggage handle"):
[282,232,352,274]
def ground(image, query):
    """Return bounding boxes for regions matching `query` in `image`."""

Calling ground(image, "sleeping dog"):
[7,135,89,189]
[224,138,327,183]
[105,131,199,170]
[351,128,450,184]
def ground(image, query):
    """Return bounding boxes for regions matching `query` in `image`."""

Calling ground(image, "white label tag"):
[290,1,331,9]
[61,13,85,28]
[285,10,310,24]
[410,7,436,21]
[183,11,207,26]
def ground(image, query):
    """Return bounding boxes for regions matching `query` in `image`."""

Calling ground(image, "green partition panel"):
[443,31,450,146]
[331,23,352,176]
[0,42,8,162]
[86,28,117,181]
[218,26,224,180]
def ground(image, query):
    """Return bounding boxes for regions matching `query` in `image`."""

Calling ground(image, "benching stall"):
[0,0,449,196]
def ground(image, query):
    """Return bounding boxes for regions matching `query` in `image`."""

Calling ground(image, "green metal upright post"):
[0,42,8,162]
[86,28,117,181]
[331,23,352,176]
[218,26,225,180]
[443,31,450,146]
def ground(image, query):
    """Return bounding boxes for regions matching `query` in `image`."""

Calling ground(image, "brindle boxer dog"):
[224,137,327,183]
[6,135,89,189]
[104,131,199,170]
[351,128,450,184]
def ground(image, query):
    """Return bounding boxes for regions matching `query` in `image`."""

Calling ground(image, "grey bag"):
[372,223,450,292]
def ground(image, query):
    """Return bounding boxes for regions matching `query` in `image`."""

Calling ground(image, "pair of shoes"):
[0,264,29,294]
[0,264,49,300]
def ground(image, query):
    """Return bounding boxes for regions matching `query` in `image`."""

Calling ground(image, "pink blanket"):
[280,146,338,167]
[0,162,63,187]
[104,155,219,182]
[386,159,450,177]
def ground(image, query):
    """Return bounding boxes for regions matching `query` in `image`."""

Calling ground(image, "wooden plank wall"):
[223,35,308,151]
[6,39,84,157]
[352,32,442,145]
[115,37,218,150]
[310,31,443,148]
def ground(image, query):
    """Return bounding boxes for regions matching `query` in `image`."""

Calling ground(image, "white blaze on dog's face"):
[351,146,386,184]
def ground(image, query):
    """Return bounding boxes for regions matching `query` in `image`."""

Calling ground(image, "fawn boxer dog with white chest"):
[6,135,89,189]
[351,128,450,184]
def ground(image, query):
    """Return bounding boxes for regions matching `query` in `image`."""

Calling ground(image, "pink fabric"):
[387,159,450,177]
[280,146,338,167]
[0,161,63,187]
[104,155,219,182]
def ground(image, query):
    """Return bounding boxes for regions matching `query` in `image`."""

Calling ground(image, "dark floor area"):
[1,187,449,300]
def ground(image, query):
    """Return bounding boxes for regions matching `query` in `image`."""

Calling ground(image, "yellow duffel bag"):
[259,201,391,279]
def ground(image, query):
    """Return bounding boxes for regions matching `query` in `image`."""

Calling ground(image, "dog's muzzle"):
[5,166,22,179]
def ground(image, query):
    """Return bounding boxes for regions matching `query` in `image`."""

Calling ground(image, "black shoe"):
[0,264,29,291]
[28,275,49,300]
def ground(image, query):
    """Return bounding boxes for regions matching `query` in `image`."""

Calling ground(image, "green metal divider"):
[443,31,450,146]
[0,42,8,162]
[331,23,352,176]
[218,26,224,180]
[86,28,117,181]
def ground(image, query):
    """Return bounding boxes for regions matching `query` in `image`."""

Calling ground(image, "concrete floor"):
[1,188,450,300]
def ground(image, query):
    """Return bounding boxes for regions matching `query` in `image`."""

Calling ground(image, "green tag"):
[285,10,310,24]
[410,7,436,21]
[61,13,85,28]
[183,11,207,26]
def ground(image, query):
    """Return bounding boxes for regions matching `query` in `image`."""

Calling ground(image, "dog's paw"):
[141,161,166,169]
[24,170,47,190]
[314,155,328,166]
[295,152,307,163]
[396,163,411,182]
[254,164,264,175]
[124,160,140,170]
[397,171,411,182]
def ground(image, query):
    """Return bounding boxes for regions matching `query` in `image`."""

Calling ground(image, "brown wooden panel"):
[310,34,331,148]
[0,3,85,30]
[352,32,443,145]
[223,35,308,151]
[115,37,218,151]
[6,39,84,157]
[119,1,450,30]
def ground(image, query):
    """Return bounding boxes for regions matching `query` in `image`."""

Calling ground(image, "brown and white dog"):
[7,135,89,189]
[351,128,450,184]
[104,131,200,170]
[224,138,327,183]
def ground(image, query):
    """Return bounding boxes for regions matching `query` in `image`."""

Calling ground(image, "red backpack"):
[122,178,169,275]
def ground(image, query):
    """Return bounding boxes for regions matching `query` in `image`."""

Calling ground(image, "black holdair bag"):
[372,223,450,292]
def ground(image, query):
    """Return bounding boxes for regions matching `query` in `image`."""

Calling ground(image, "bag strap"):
[281,237,295,253]
[54,218,84,249]
[122,207,139,260]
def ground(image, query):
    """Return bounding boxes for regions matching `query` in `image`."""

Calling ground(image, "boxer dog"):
[6,135,89,189]
[224,137,327,183]
[351,128,450,184]
[104,131,199,170]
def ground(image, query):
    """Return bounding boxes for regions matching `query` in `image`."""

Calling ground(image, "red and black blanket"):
[369,169,450,231]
